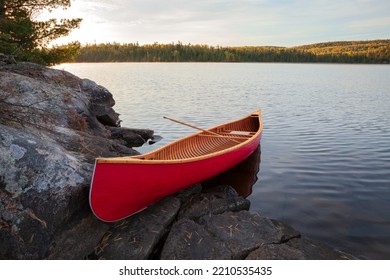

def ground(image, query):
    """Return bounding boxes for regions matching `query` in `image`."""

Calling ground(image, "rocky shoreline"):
[0,62,357,259]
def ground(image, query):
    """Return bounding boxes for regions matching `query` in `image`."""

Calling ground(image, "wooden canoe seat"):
[216,130,255,138]
[229,130,252,135]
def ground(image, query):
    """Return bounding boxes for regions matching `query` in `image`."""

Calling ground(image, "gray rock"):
[160,185,358,260]
[160,218,232,260]
[284,236,358,260]
[108,127,154,147]
[46,213,109,260]
[9,144,27,161]
[161,186,281,260]
[178,185,250,220]
[270,219,301,243]
[91,104,120,127]
[80,78,120,126]
[0,63,153,259]
[174,184,203,200]
[80,78,115,107]
[148,134,162,145]
[95,196,181,260]
[246,243,306,260]
[198,211,283,259]
[16,80,34,93]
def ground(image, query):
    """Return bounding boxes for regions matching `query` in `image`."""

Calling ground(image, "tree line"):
[75,40,390,64]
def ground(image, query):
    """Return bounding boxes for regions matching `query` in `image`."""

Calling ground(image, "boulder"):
[159,185,357,260]
[93,196,180,260]
[161,218,232,260]
[108,127,154,147]
[177,185,250,220]
[79,78,122,127]
[161,210,284,260]
[0,62,153,259]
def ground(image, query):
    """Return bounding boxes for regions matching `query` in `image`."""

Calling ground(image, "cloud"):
[47,0,390,46]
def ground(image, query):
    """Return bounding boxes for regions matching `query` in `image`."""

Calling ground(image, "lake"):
[55,62,390,259]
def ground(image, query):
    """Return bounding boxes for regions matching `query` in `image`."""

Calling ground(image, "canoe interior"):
[136,112,260,161]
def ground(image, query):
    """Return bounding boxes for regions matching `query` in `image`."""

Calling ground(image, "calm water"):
[55,63,390,259]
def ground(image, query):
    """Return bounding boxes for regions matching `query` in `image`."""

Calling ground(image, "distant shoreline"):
[72,39,390,64]
[60,61,390,65]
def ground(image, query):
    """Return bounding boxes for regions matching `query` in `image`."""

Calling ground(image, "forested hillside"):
[294,40,390,63]
[74,40,389,63]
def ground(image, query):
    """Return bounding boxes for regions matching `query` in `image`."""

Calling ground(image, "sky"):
[40,0,390,47]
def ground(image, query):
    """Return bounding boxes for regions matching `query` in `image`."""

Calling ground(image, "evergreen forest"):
[74,40,390,64]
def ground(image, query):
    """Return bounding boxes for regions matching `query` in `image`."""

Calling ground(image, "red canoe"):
[89,110,263,222]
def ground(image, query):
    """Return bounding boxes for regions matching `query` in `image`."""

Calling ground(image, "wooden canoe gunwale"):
[96,110,262,165]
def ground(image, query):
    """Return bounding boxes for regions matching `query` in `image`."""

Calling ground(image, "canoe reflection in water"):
[202,146,261,197]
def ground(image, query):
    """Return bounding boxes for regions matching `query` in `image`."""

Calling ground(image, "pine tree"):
[0,0,81,65]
